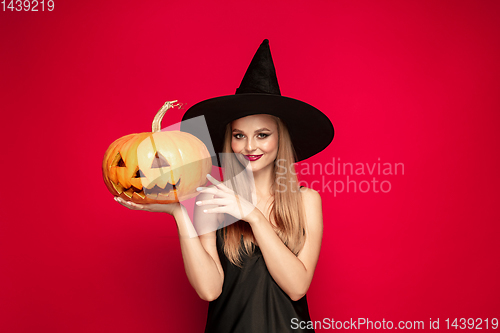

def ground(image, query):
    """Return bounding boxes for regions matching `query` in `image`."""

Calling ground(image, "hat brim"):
[181,93,334,166]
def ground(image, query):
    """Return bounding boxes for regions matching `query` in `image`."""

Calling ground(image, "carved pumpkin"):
[102,101,212,203]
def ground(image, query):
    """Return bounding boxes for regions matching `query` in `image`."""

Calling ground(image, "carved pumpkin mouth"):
[143,178,181,198]
[110,177,181,201]
[109,150,183,201]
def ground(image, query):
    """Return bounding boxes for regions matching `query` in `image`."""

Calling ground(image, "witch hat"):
[181,39,334,166]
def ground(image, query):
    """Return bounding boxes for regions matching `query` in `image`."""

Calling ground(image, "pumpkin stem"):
[152,100,182,132]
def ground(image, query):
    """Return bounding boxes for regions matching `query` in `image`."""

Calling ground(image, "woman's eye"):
[258,133,269,138]
[233,134,244,139]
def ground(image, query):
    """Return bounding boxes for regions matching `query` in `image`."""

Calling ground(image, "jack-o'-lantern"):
[102,101,212,203]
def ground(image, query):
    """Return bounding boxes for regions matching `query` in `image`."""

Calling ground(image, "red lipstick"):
[244,154,263,161]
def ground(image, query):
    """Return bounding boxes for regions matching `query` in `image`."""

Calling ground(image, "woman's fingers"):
[114,196,182,215]
[197,186,230,197]
[201,206,228,214]
[205,174,222,186]
[114,197,144,210]
[196,198,231,206]
[206,174,233,193]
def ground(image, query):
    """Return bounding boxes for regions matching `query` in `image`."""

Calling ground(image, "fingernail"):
[207,174,212,178]
[203,209,207,213]
[196,201,201,205]
[197,187,202,191]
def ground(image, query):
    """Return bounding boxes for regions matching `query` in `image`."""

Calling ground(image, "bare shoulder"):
[296,187,323,262]
[299,187,323,230]
[299,187,322,206]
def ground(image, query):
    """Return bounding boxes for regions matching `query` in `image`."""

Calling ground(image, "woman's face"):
[231,114,279,173]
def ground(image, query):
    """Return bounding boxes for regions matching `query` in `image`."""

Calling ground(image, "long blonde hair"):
[220,115,307,267]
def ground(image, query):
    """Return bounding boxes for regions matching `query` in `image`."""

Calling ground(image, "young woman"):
[115,39,334,332]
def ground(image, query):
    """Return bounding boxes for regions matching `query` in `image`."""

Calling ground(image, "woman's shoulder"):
[298,187,323,232]
[298,186,322,204]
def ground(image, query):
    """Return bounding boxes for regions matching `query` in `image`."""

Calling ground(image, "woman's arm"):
[114,196,224,301]
[175,193,224,301]
[247,187,323,301]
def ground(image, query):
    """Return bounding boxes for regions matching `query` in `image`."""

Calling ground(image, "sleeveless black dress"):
[204,227,315,332]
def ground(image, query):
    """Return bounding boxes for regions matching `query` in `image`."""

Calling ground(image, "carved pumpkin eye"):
[151,152,170,168]
[134,169,146,178]
[112,152,126,167]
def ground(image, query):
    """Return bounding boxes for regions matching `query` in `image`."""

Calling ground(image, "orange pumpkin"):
[102,101,212,203]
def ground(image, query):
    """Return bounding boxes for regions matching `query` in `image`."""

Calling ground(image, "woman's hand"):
[195,174,262,224]
[114,196,182,216]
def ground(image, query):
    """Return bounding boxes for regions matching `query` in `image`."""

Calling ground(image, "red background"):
[1,0,499,332]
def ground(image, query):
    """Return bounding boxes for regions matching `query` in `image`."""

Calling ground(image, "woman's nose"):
[245,137,256,152]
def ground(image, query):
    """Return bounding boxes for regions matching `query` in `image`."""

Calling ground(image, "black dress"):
[204,227,315,332]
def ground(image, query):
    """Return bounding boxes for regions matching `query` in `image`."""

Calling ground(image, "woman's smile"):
[244,154,263,161]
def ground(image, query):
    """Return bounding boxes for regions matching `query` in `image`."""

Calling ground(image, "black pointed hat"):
[181,39,334,166]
